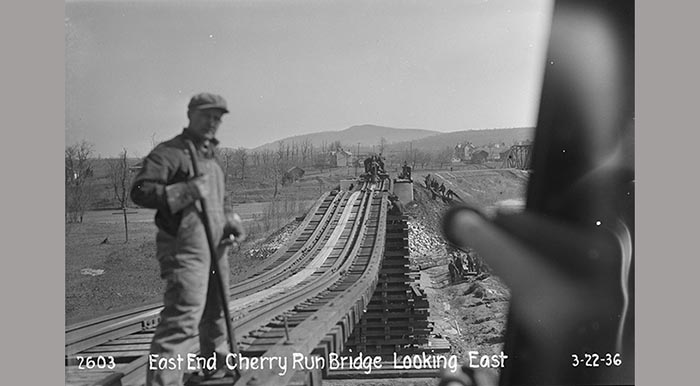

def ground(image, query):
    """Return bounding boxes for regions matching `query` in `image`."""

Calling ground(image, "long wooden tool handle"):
[186,140,241,380]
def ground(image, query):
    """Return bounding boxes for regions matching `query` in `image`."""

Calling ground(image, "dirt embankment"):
[229,220,301,282]
[404,182,511,365]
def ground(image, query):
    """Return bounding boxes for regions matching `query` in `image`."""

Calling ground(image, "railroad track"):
[65,180,392,386]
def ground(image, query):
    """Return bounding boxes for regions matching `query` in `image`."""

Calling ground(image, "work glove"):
[165,174,211,213]
[220,212,246,246]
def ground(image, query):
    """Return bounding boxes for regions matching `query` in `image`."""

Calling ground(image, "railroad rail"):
[66,179,431,386]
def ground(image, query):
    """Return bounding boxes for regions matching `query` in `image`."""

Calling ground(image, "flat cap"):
[188,92,229,113]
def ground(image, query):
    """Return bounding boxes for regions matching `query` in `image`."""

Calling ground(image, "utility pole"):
[355,142,360,177]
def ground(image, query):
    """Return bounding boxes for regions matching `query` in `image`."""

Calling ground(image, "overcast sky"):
[66,0,553,157]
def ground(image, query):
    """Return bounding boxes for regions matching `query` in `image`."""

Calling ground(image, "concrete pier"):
[392,180,413,203]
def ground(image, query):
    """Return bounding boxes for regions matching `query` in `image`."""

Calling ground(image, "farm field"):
[65,200,314,324]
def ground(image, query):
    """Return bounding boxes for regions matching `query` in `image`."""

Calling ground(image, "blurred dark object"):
[441,0,634,385]
[527,0,634,227]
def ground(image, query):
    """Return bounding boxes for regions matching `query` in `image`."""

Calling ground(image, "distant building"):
[454,142,476,161]
[454,144,465,160]
[470,150,489,164]
[330,149,353,167]
[486,148,502,161]
[282,166,305,185]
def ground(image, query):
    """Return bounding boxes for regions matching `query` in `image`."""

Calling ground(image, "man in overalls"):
[130,93,246,385]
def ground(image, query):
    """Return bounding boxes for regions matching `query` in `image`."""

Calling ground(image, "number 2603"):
[77,355,116,370]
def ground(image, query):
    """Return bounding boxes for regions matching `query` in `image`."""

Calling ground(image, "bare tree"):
[329,140,342,151]
[435,146,454,168]
[233,147,248,180]
[65,140,95,223]
[260,149,273,179]
[300,139,312,165]
[415,149,432,169]
[272,142,287,198]
[378,137,387,155]
[108,149,131,242]
[217,148,235,183]
[150,132,159,149]
[290,141,299,163]
[251,151,261,167]
[314,151,331,172]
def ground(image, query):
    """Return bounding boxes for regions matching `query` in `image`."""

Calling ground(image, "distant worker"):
[364,156,372,174]
[401,162,412,180]
[465,252,476,273]
[370,159,379,183]
[448,260,460,284]
[453,254,465,277]
[388,194,405,216]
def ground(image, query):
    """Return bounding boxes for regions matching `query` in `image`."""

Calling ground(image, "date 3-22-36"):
[571,353,622,368]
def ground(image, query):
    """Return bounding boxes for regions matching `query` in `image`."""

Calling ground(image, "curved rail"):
[65,180,392,386]
[236,185,388,385]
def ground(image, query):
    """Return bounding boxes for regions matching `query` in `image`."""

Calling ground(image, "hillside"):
[252,124,438,151]
[75,127,533,209]
[251,125,534,154]
[388,127,535,153]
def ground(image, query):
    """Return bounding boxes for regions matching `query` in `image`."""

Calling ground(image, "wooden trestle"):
[339,212,450,362]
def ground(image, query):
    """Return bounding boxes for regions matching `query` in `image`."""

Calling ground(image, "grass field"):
[65,218,161,324]
[65,199,316,324]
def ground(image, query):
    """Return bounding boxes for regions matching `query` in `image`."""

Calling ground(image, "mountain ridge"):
[247,124,534,154]
[251,124,439,151]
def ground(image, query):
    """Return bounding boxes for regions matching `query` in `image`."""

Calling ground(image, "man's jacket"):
[130,129,227,245]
